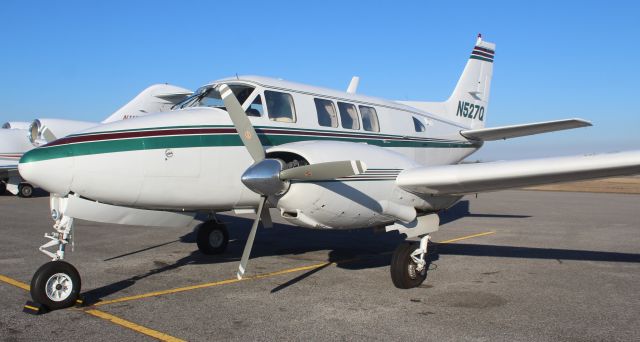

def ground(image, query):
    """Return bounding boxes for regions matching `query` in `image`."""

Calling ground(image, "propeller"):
[217,84,366,279]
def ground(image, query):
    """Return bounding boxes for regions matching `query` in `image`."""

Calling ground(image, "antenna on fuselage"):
[347,76,360,94]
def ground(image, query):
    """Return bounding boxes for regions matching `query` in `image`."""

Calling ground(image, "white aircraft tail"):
[101,84,192,124]
[400,35,495,129]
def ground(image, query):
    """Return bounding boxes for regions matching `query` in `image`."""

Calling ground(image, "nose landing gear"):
[29,196,81,310]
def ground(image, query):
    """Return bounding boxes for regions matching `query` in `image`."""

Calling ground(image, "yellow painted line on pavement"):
[94,261,332,306]
[439,231,495,244]
[95,230,495,307]
[0,274,30,291]
[85,309,186,342]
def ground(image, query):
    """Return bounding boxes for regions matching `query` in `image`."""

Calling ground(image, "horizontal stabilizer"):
[397,150,640,195]
[460,118,591,141]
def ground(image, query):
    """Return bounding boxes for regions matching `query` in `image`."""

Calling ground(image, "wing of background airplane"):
[460,118,592,141]
[396,150,640,195]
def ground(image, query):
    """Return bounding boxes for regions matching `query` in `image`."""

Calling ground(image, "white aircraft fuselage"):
[20,75,481,229]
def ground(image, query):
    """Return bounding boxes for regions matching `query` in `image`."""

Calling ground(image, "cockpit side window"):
[265,90,296,123]
[337,102,360,130]
[173,84,256,110]
[230,85,255,105]
[246,95,264,117]
[413,116,426,132]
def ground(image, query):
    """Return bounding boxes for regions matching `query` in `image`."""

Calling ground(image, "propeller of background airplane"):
[217,84,366,279]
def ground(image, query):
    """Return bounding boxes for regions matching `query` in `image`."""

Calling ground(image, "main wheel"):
[196,221,229,255]
[18,183,33,198]
[390,242,427,289]
[30,261,81,310]
[0,182,6,194]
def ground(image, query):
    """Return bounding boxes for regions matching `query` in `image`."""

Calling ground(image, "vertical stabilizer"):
[101,84,192,123]
[399,35,495,129]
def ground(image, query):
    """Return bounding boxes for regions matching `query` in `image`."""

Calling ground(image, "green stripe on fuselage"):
[20,132,476,164]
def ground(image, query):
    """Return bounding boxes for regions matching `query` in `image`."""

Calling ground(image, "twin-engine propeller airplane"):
[18,35,640,310]
[0,84,191,197]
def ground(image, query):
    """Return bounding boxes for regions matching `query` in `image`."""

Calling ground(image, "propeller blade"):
[237,196,268,279]
[279,160,367,181]
[260,205,273,229]
[218,84,265,163]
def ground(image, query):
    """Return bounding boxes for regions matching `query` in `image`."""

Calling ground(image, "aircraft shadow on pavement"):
[83,204,637,302]
[0,188,49,198]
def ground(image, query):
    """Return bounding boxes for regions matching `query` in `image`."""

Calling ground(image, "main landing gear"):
[196,221,229,255]
[0,181,6,194]
[386,213,439,289]
[390,235,431,289]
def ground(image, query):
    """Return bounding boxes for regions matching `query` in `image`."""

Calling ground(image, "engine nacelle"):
[2,121,31,130]
[29,119,97,146]
[267,141,455,229]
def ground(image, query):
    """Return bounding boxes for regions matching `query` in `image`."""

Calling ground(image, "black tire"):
[0,182,6,194]
[30,261,81,310]
[390,242,427,289]
[18,183,33,198]
[196,221,229,255]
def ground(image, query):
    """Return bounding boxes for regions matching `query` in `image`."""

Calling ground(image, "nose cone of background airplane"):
[19,147,73,195]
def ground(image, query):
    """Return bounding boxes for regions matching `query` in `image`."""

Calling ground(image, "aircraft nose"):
[19,147,73,195]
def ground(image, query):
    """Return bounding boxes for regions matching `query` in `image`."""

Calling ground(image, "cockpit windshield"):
[172,84,255,110]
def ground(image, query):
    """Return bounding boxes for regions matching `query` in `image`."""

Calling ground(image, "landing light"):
[51,209,60,221]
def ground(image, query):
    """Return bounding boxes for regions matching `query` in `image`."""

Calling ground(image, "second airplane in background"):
[0,84,192,197]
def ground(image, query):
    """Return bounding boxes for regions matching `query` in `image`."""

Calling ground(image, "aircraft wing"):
[460,118,591,141]
[396,151,640,195]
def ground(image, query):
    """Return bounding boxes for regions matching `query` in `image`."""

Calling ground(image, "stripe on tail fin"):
[399,34,495,130]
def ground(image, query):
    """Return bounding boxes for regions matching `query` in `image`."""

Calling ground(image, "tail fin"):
[101,84,192,124]
[399,34,495,129]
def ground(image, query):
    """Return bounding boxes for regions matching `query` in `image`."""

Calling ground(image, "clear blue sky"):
[1,0,638,159]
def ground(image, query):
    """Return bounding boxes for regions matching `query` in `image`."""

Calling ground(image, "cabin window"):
[359,106,379,132]
[314,98,338,127]
[337,102,360,130]
[265,90,296,123]
[413,116,426,132]
[246,95,264,117]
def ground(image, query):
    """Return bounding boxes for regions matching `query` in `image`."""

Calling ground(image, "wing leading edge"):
[396,151,640,195]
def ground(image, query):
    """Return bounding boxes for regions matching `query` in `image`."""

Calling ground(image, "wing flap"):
[397,151,640,195]
[460,118,591,141]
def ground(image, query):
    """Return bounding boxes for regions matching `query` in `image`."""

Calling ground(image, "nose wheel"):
[30,261,81,310]
[196,221,229,255]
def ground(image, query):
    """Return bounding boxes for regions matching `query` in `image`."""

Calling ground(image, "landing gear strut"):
[390,234,431,289]
[30,196,81,310]
[196,221,229,255]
